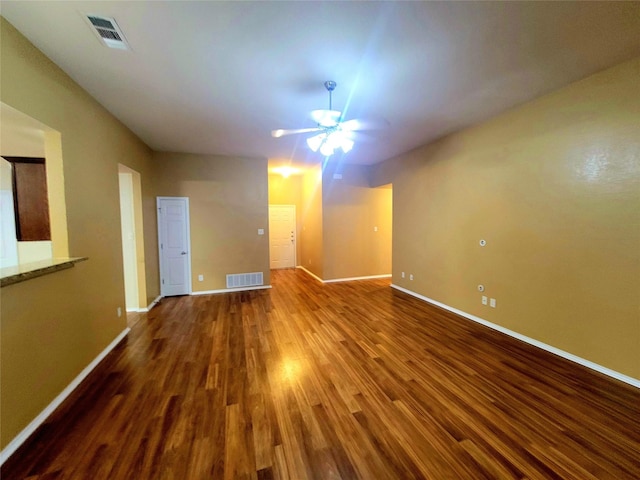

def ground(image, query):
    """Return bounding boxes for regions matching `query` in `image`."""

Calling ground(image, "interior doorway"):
[269,204,296,269]
[118,164,146,317]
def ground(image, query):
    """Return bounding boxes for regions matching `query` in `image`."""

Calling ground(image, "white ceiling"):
[2,1,640,166]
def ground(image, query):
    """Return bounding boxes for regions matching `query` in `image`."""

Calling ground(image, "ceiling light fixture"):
[305,81,353,157]
[306,130,354,156]
[271,166,301,178]
[272,80,388,158]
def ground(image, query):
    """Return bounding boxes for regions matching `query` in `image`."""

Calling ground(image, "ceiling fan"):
[271,80,387,157]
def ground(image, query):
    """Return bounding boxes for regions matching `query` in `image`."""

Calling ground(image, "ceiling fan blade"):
[311,109,341,127]
[340,118,389,131]
[271,127,321,138]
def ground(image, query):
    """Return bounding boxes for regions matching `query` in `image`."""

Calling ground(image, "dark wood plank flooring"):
[3,268,639,479]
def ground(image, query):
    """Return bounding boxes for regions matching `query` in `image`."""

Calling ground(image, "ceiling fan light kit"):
[271,80,385,158]
[307,131,354,156]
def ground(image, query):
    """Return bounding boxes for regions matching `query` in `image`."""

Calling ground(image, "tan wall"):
[322,164,392,280]
[300,165,323,278]
[371,58,640,379]
[268,174,303,264]
[152,152,270,291]
[0,18,158,448]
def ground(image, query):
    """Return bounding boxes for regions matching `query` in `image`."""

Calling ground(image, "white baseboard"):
[391,284,640,389]
[191,285,272,296]
[296,266,324,283]
[296,266,391,284]
[324,274,392,284]
[137,295,161,312]
[0,328,131,466]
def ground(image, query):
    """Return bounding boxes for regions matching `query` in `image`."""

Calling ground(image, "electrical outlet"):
[198,274,204,282]
[490,298,496,308]
[410,274,414,281]
[374,226,378,232]
[117,307,122,317]
[482,296,488,305]
[401,272,405,278]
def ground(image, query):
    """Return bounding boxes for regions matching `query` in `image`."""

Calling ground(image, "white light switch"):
[482,296,488,305]
[490,298,496,308]
[374,226,378,232]
[198,274,204,282]
[258,229,264,235]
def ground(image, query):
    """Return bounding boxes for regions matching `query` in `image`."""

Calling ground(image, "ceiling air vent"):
[85,15,130,50]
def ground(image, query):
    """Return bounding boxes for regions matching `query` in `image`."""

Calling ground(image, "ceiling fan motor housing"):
[324,80,337,92]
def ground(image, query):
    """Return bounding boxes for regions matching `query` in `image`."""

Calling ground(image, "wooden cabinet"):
[2,157,51,241]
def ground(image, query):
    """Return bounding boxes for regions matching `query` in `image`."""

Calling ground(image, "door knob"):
[181,251,187,255]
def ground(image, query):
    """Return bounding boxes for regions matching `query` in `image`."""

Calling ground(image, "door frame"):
[157,196,192,297]
[268,204,297,269]
[118,170,139,311]
[118,164,147,315]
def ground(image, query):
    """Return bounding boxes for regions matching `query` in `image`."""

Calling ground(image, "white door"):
[269,205,296,269]
[157,197,191,296]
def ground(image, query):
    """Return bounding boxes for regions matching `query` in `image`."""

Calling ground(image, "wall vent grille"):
[226,272,264,289]
[85,15,130,50]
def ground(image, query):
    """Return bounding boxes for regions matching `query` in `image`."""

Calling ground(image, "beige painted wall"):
[371,57,640,379]
[322,164,392,280]
[268,173,303,264]
[0,19,158,448]
[152,152,270,291]
[300,165,324,278]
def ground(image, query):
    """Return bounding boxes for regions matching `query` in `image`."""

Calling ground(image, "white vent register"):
[226,272,264,289]
[85,15,130,50]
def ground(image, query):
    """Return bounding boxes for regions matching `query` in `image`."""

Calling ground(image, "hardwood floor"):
[3,268,639,479]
